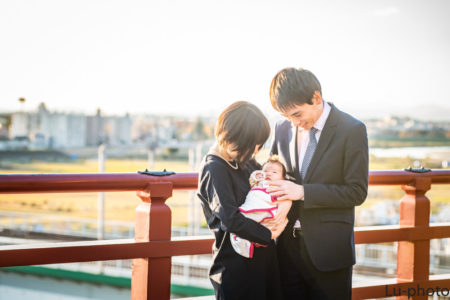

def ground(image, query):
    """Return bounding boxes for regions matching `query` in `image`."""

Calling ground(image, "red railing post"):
[131,182,173,300]
[396,176,431,300]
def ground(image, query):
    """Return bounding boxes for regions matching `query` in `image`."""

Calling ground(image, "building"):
[8,104,132,149]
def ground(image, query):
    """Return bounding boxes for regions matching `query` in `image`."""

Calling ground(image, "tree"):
[18,97,26,112]
[192,117,207,141]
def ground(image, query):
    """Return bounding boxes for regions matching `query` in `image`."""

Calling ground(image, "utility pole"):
[97,144,106,273]
[188,147,195,236]
[97,144,105,240]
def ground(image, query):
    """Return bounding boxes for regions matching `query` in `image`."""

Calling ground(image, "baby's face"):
[263,162,284,181]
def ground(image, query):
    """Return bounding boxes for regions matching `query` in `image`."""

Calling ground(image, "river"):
[369,146,450,159]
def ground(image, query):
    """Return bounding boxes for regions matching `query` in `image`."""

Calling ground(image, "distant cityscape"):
[0,103,215,151]
[365,116,450,142]
[0,103,449,151]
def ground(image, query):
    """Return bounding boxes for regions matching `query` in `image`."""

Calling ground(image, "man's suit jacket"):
[271,103,369,272]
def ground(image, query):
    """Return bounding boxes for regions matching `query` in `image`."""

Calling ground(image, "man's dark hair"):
[270,68,322,112]
[216,101,270,166]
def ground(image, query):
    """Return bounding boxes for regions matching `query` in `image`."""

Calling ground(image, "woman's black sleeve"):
[204,164,271,245]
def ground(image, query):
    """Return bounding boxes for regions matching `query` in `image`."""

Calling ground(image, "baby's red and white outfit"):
[230,171,278,258]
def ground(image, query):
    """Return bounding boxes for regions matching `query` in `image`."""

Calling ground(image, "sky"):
[1,0,449,120]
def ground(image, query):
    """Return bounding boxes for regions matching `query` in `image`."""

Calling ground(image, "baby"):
[230,155,286,258]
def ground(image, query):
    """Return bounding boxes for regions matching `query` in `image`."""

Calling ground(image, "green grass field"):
[0,156,448,228]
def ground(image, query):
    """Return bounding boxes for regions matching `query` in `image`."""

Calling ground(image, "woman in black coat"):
[196,101,287,300]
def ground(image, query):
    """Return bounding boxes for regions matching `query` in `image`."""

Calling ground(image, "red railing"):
[0,170,449,300]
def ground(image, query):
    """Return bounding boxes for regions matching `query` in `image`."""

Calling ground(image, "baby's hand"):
[254,170,265,181]
[250,170,265,187]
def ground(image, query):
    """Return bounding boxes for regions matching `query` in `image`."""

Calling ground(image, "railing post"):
[396,176,431,300]
[131,182,173,300]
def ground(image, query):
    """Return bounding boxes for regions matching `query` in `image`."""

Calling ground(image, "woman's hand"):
[266,180,304,201]
[262,200,292,228]
[273,200,292,223]
[270,217,288,240]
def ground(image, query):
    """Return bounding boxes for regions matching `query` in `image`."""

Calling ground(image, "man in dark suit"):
[267,68,369,299]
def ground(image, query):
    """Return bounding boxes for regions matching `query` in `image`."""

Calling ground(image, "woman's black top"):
[196,154,282,300]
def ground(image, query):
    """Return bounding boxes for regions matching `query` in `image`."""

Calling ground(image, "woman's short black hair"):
[270,67,322,112]
[215,101,270,166]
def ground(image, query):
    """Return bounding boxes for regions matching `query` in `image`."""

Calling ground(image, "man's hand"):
[267,180,304,201]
